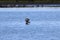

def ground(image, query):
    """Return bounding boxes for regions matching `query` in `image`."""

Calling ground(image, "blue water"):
[0,8,60,40]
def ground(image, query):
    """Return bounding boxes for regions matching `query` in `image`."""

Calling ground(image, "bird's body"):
[25,18,30,25]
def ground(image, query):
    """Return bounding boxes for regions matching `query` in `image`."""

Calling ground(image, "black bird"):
[25,18,30,25]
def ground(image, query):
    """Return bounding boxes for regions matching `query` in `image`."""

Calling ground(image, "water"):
[0,8,60,40]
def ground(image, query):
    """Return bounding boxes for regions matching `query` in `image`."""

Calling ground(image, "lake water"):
[0,8,60,40]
